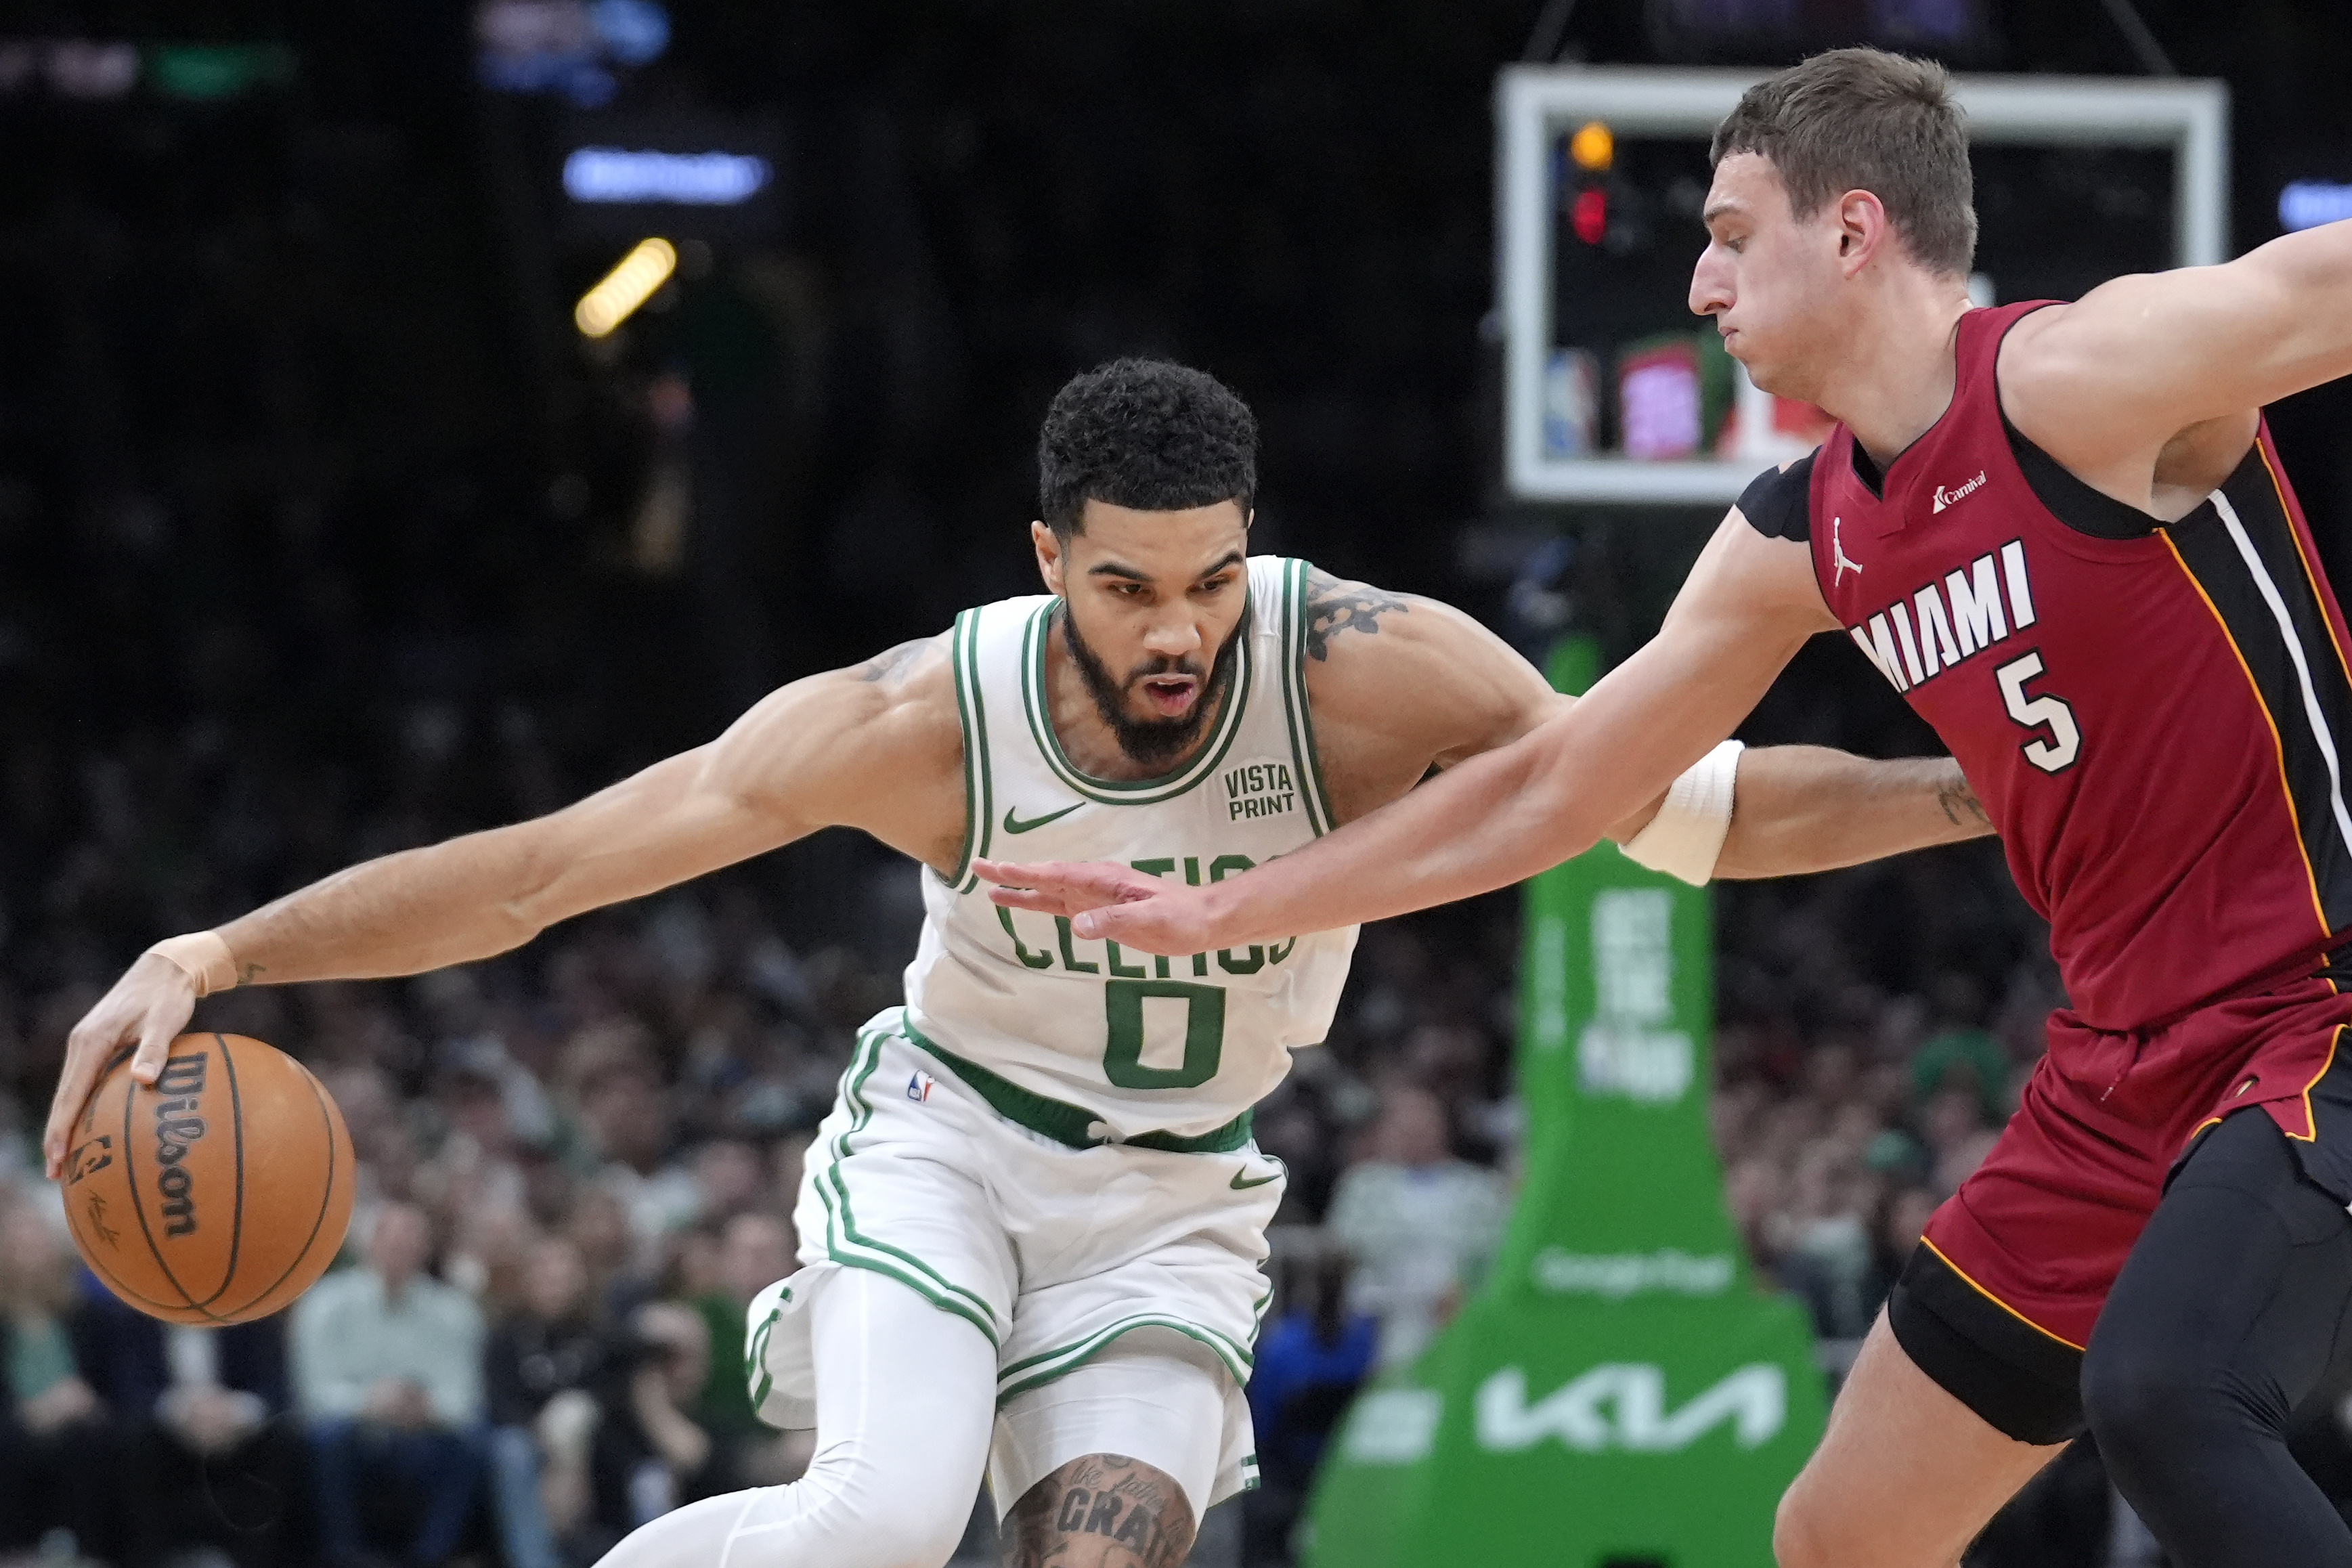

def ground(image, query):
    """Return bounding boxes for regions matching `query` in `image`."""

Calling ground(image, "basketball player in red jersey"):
[982,48,2352,1568]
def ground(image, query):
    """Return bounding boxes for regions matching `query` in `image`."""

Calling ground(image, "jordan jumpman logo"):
[1831,516,1863,586]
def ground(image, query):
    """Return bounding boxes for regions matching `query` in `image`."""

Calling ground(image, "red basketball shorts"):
[1921,971,2352,1355]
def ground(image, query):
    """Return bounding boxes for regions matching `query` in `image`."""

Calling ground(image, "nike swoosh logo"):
[1230,1167,1282,1191]
[1003,803,1083,834]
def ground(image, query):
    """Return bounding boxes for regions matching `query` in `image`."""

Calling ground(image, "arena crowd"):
[0,680,2283,1566]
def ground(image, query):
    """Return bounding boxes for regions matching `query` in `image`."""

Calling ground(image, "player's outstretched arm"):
[986,744,1994,921]
[1714,749,1991,878]
[2002,221,2352,494]
[982,516,1836,953]
[45,634,962,1177]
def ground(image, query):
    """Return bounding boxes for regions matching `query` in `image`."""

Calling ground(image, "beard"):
[1061,598,1249,767]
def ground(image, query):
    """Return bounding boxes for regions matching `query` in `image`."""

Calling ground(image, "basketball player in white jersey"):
[50,360,1992,1568]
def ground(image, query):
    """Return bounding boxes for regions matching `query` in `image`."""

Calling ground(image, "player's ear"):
[1835,188,1887,274]
[1031,520,1066,595]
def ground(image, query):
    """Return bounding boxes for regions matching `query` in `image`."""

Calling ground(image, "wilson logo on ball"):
[151,1051,210,1237]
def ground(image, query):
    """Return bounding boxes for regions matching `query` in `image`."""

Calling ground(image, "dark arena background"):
[4,3,2352,1565]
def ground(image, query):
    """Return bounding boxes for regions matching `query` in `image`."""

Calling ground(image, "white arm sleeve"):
[1619,741,1743,886]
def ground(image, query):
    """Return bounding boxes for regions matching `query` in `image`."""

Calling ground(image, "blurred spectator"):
[1244,1246,1377,1568]
[484,1236,623,1568]
[1770,1143,1883,1339]
[691,1212,800,1488]
[1724,1155,1789,1271]
[1326,1086,1508,1368]
[1920,1085,2001,1196]
[573,1031,700,1271]
[293,1202,487,1568]
[445,1201,538,1317]
[0,1204,118,1563]
[1877,1185,1942,1298]
[567,1187,642,1314]
[1913,1020,2011,1127]
[624,1302,718,1518]
[77,1291,299,1568]
[690,1139,765,1225]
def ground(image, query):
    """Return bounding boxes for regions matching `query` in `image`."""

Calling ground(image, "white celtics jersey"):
[902,554,1358,1139]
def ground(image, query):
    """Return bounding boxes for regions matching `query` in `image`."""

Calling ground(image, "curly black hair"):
[1037,358,1257,538]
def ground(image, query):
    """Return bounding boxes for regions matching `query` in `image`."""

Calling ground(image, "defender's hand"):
[975,857,1223,957]
[45,952,199,1179]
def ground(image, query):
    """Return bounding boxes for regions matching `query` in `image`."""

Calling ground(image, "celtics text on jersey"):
[898,555,1359,1140]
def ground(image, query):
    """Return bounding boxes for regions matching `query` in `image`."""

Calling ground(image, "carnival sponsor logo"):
[1931,469,1988,513]
[1476,1363,1787,1454]
[1529,1247,1736,1299]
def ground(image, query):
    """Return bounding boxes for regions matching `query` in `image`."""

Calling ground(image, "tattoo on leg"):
[1936,779,1991,828]
[1303,568,1408,661]
[1005,1452,1196,1568]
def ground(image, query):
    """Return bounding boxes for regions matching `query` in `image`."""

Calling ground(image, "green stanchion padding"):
[1301,636,1825,1568]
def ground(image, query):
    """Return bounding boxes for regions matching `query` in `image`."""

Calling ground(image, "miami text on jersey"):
[1847,539,2037,694]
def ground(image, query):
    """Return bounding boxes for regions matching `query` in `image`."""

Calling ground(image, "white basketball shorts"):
[745,1012,1285,1511]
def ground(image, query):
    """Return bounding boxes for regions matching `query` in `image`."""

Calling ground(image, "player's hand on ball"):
[975,858,1217,957]
[44,950,199,1179]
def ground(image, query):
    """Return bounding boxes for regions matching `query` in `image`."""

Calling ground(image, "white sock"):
[594,1267,999,1568]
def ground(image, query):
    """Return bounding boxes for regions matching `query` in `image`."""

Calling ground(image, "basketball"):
[60,1031,355,1325]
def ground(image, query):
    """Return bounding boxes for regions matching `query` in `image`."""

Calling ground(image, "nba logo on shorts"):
[907,1072,935,1104]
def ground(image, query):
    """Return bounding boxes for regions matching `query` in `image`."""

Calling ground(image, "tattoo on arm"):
[235,961,265,987]
[1303,567,1408,662]
[1937,777,1991,829]
[1003,1452,1194,1568]
[854,638,931,686]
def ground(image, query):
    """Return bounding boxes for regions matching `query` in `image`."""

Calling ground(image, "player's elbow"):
[1517,737,1612,865]
[483,825,575,947]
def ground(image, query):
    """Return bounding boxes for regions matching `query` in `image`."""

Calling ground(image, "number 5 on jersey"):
[1996,649,2081,773]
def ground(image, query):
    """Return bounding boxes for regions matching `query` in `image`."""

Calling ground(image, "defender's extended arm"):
[1713,748,1990,879]
[982,521,1889,946]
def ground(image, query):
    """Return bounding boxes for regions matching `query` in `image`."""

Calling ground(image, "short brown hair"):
[1711,47,1976,278]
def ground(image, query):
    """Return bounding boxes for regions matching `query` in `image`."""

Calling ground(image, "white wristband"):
[1621,741,1743,886]
[146,932,240,997]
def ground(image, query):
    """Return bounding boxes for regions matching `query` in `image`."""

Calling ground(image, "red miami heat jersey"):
[1778,301,2352,1032]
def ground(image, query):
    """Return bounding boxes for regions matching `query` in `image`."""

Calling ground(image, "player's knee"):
[796,1445,972,1567]
[1771,1474,1852,1568]
[854,1507,968,1568]
[819,1500,967,1568]
[2081,1328,2225,1476]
